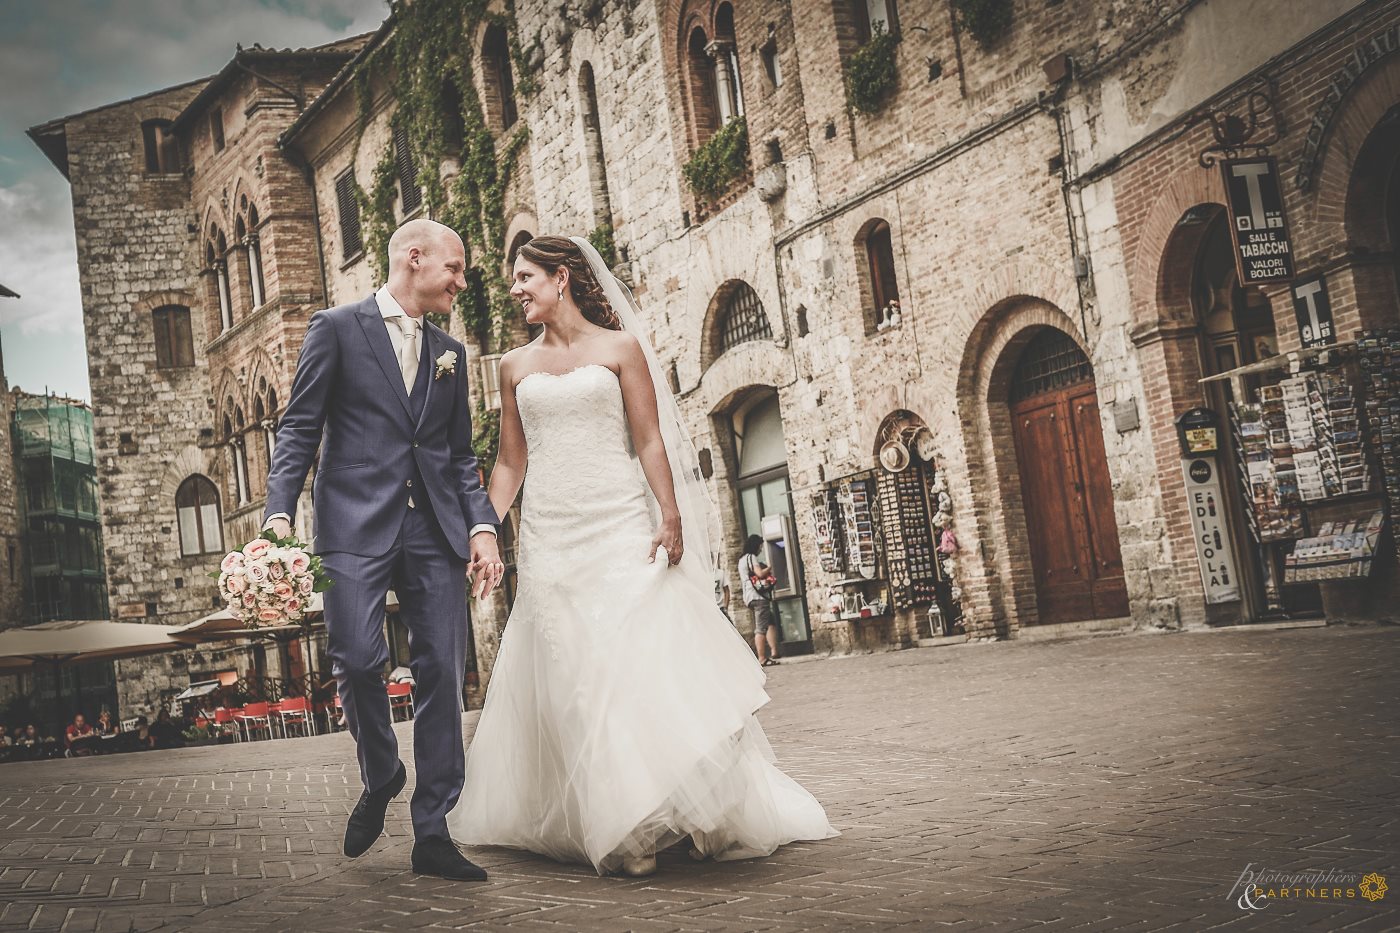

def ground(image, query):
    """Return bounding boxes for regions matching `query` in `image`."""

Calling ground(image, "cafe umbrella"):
[0,620,195,732]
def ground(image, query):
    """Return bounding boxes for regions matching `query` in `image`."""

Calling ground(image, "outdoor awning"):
[1199,341,1357,384]
[0,620,189,673]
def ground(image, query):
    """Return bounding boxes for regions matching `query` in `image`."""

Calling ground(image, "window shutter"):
[394,126,422,215]
[335,170,363,259]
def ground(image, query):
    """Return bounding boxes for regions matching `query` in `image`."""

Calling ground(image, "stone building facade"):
[29,38,368,714]
[30,0,1398,712]
[476,0,1394,656]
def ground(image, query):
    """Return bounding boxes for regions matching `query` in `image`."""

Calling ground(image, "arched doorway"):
[1184,206,1321,620]
[730,390,811,654]
[1008,328,1128,624]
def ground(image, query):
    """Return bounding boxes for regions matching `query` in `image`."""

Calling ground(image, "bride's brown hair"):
[516,236,621,330]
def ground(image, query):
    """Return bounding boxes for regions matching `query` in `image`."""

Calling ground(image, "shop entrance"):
[1189,206,1322,620]
[731,391,812,654]
[1009,329,1128,624]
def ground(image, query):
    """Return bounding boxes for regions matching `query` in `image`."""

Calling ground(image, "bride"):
[447,235,837,876]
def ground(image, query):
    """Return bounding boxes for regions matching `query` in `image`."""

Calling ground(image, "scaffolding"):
[12,394,108,624]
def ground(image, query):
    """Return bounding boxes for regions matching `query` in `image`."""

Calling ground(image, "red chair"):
[387,682,415,722]
[213,707,242,742]
[277,697,315,738]
[237,702,273,741]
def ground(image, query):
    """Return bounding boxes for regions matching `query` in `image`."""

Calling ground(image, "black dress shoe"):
[411,836,489,881]
[344,761,407,858]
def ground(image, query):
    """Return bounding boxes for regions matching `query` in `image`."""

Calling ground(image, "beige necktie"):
[394,315,419,395]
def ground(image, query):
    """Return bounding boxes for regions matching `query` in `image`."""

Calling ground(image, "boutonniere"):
[434,349,457,380]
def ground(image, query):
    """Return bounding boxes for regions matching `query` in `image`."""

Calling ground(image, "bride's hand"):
[649,514,683,566]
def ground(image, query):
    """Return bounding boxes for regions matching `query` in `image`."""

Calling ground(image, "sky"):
[0,0,389,402]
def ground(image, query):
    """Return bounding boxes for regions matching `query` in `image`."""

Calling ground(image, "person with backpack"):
[738,534,781,666]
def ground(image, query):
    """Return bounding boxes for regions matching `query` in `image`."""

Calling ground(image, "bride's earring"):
[557,286,564,302]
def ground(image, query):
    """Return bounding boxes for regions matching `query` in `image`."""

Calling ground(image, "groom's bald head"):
[386,218,468,317]
[388,218,463,273]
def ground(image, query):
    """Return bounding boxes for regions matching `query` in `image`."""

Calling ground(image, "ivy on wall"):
[351,0,540,350]
[844,24,900,115]
[951,0,1014,49]
[344,0,543,464]
[682,116,749,202]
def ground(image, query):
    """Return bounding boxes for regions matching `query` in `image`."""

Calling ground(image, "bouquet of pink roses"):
[212,531,333,628]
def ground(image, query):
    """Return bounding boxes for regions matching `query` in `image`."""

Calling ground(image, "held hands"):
[649,513,683,566]
[469,531,505,600]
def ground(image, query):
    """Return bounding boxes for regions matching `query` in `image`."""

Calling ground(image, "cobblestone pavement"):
[1,624,1397,932]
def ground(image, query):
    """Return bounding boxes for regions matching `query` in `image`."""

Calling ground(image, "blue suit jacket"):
[263,294,498,559]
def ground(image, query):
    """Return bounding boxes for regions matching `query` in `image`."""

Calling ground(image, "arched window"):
[210,228,233,332]
[507,230,534,265]
[578,64,613,229]
[259,388,278,470]
[482,24,518,131]
[855,0,899,43]
[152,305,194,368]
[231,407,250,506]
[245,205,265,309]
[686,25,721,140]
[1009,329,1092,402]
[141,119,181,174]
[713,282,772,358]
[862,219,900,331]
[441,77,467,155]
[712,4,744,123]
[176,475,222,556]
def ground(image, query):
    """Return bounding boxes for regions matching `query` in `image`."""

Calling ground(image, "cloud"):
[0,0,390,400]
[0,178,81,338]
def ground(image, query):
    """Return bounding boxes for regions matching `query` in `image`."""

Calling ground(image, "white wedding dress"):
[448,364,837,874]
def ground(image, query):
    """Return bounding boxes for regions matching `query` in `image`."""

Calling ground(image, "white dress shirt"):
[264,286,496,540]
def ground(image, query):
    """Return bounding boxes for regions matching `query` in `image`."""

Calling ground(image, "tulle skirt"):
[447,537,837,874]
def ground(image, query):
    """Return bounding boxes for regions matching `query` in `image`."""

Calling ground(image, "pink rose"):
[225,573,248,595]
[220,552,245,573]
[268,561,286,580]
[245,561,269,585]
[243,538,272,560]
[257,607,283,623]
[272,581,294,600]
[286,598,302,613]
[242,592,257,608]
[288,552,311,575]
[298,576,314,596]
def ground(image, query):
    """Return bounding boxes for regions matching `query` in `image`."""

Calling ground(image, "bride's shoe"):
[621,855,657,877]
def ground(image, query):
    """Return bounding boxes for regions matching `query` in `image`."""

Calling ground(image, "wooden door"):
[1009,334,1128,624]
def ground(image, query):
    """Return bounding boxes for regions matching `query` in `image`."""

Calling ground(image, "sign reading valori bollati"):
[1181,458,1241,603]
[1292,275,1335,348]
[1221,157,1295,285]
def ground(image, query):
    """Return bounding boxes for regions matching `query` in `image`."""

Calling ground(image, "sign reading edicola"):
[1181,457,1241,604]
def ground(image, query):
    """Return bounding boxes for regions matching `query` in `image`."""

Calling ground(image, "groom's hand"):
[469,531,504,599]
[264,517,292,540]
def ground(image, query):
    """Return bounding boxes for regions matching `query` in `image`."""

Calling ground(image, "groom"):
[263,218,504,881]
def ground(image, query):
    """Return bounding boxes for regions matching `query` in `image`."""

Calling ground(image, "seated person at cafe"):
[65,713,96,756]
[94,710,119,737]
[148,710,185,750]
[130,715,153,750]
